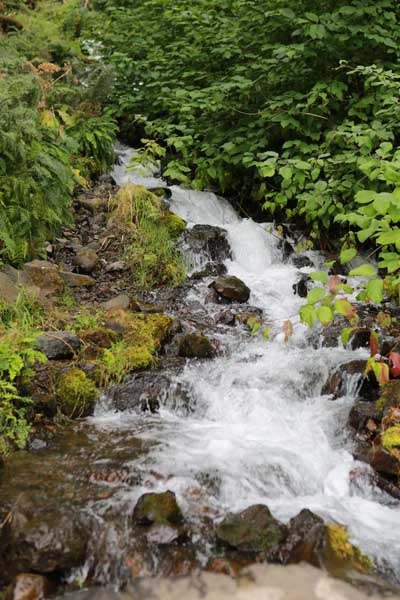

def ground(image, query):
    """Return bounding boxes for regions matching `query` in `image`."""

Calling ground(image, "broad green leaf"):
[307,287,326,305]
[340,247,357,265]
[366,278,384,304]
[376,229,400,246]
[300,304,316,327]
[349,264,377,277]
[341,327,355,347]
[262,325,271,340]
[316,305,333,325]
[355,190,376,204]
[334,298,356,319]
[310,271,328,284]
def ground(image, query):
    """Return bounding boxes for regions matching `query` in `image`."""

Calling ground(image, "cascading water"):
[85,146,400,580]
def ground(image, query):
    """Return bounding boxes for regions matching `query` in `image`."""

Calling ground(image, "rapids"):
[83,145,400,582]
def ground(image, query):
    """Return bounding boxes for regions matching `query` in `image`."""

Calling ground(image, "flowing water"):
[87,146,400,583]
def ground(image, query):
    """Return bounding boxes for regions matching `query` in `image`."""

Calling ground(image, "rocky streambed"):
[1,148,400,599]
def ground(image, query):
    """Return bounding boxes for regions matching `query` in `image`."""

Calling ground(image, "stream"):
[2,145,400,596]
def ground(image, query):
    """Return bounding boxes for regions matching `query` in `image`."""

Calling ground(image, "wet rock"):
[102,293,131,311]
[347,328,371,350]
[35,331,81,360]
[321,360,379,402]
[178,334,215,359]
[322,523,372,575]
[55,368,98,418]
[292,274,310,298]
[216,504,287,552]
[6,573,55,600]
[368,446,400,477]
[0,272,19,304]
[279,239,294,261]
[74,248,98,274]
[59,271,96,287]
[146,524,185,545]
[22,260,63,292]
[292,255,314,269]
[190,262,227,280]
[181,225,231,262]
[267,509,324,566]
[215,309,236,326]
[0,507,88,578]
[133,491,184,526]
[348,402,380,432]
[350,467,400,501]
[110,371,189,413]
[210,276,250,303]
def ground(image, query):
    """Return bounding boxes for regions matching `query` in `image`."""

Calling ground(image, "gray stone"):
[35,331,81,360]
[102,293,130,311]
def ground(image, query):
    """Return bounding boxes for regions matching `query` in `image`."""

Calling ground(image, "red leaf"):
[389,352,400,378]
[369,331,379,357]
[328,275,341,294]
[375,362,390,385]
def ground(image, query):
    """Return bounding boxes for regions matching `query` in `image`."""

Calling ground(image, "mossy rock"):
[98,311,173,384]
[381,426,400,457]
[80,327,119,349]
[133,491,184,526]
[55,368,98,418]
[216,505,287,552]
[376,380,400,416]
[178,334,215,359]
[322,524,372,576]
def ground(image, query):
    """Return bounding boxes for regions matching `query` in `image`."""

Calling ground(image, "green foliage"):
[0,0,117,264]
[110,184,185,288]
[84,0,400,238]
[0,291,46,455]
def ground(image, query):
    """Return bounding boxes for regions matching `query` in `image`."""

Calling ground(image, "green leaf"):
[307,287,326,305]
[355,190,376,204]
[340,247,357,265]
[366,278,384,304]
[349,264,377,277]
[262,325,271,340]
[310,271,329,284]
[316,305,333,325]
[334,298,356,319]
[341,327,355,347]
[376,229,400,246]
[300,304,316,327]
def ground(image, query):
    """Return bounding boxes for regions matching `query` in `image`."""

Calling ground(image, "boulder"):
[0,507,88,577]
[216,504,287,552]
[0,272,19,304]
[133,491,184,526]
[102,293,131,311]
[59,272,96,287]
[74,248,98,274]
[267,509,324,566]
[105,260,126,273]
[368,446,400,477]
[76,196,108,213]
[190,262,227,280]
[210,276,250,303]
[35,331,81,360]
[22,261,63,292]
[215,310,236,326]
[110,371,190,413]
[178,334,215,359]
[181,225,231,263]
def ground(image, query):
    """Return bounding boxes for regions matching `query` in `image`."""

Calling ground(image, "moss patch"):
[381,426,400,456]
[98,310,173,385]
[323,524,372,575]
[55,368,98,418]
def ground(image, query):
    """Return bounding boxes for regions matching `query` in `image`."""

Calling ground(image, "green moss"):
[162,211,187,238]
[323,524,372,575]
[55,368,98,418]
[382,426,400,453]
[98,310,173,385]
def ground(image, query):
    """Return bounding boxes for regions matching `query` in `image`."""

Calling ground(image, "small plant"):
[110,184,186,288]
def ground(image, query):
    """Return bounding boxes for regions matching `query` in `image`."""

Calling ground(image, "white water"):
[105,148,400,577]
